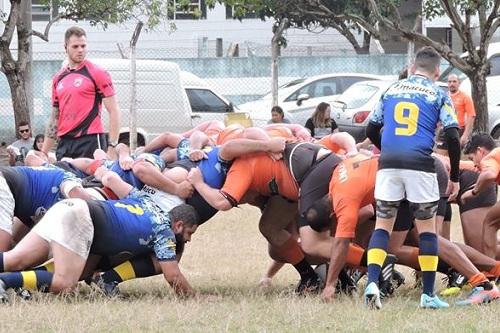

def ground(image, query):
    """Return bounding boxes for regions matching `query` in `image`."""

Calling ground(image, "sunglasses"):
[19,129,30,133]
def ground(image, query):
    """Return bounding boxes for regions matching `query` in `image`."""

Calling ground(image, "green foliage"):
[423,0,497,20]
[36,0,203,29]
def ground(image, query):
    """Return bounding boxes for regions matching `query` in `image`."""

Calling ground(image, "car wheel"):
[491,126,500,140]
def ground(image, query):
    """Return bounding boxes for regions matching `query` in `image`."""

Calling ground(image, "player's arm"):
[472,168,497,194]
[132,160,193,198]
[143,132,184,153]
[159,260,195,297]
[321,200,359,301]
[326,132,357,155]
[98,168,134,199]
[115,143,134,170]
[321,237,351,301]
[187,168,233,211]
[102,95,120,147]
[219,137,285,161]
[42,106,59,156]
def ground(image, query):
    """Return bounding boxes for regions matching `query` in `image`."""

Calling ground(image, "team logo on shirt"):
[56,81,64,91]
[73,78,83,87]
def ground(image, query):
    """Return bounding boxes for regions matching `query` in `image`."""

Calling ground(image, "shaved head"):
[447,74,460,93]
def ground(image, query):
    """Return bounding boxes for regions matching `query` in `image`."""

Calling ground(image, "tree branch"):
[31,14,62,42]
[1,0,19,47]
[480,1,500,52]
[366,0,469,73]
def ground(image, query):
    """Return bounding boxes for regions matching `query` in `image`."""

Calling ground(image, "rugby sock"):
[346,244,366,267]
[34,261,55,273]
[0,270,53,292]
[488,262,500,278]
[294,259,317,281]
[408,246,449,273]
[0,253,3,273]
[277,237,305,265]
[468,272,492,290]
[418,232,439,296]
[101,255,157,284]
[366,229,390,285]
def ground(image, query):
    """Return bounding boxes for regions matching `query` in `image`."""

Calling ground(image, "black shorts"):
[167,159,196,171]
[56,133,107,160]
[393,200,414,232]
[457,170,497,214]
[436,197,449,219]
[186,192,218,225]
[298,153,342,216]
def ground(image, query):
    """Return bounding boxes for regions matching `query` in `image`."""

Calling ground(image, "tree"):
[0,0,187,135]
[233,0,499,132]
[216,0,378,54]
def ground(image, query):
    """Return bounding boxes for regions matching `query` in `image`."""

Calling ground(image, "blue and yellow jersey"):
[0,165,80,226]
[369,75,458,172]
[101,152,165,190]
[198,146,231,189]
[90,189,177,261]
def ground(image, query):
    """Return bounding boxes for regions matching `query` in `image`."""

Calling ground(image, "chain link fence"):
[1,43,498,145]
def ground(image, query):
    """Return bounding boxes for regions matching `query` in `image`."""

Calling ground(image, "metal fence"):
[1,45,498,144]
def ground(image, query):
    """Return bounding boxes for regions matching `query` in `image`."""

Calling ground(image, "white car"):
[238,73,393,127]
[331,80,395,142]
[437,42,500,137]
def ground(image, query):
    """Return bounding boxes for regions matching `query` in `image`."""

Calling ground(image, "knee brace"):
[410,201,438,220]
[375,200,400,219]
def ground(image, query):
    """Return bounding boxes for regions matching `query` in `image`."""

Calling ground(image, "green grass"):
[0,204,498,332]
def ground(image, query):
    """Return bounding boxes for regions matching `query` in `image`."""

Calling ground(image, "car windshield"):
[336,83,379,109]
[261,78,306,99]
[438,65,467,82]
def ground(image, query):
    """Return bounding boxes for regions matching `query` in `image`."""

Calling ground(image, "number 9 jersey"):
[369,75,459,172]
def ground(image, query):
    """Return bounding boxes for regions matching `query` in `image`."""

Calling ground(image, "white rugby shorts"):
[375,168,439,203]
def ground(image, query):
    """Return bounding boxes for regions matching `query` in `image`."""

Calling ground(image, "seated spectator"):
[28,134,56,164]
[7,121,34,166]
[33,134,45,151]
[304,102,338,139]
[267,106,291,124]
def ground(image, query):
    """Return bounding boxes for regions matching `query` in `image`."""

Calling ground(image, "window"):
[285,77,339,102]
[170,0,207,20]
[186,89,230,113]
[340,76,377,93]
[337,84,379,109]
[488,55,500,76]
[225,6,259,19]
[32,0,58,21]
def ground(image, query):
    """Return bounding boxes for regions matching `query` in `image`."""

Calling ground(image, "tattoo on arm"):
[45,107,60,140]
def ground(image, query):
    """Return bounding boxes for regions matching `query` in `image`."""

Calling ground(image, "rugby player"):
[364,46,461,309]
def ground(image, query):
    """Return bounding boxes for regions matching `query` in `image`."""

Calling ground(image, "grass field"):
[0,204,498,332]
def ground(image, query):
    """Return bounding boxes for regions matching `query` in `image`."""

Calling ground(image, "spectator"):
[267,105,291,124]
[448,74,475,145]
[41,26,120,161]
[7,121,34,166]
[33,134,45,151]
[304,102,338,139]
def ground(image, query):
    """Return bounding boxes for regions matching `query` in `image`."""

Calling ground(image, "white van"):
[92,58,237,145]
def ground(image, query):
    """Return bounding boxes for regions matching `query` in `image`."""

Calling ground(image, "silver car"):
[331,80,395,142]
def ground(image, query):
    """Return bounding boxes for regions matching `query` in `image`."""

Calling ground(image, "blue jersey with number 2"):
[369,75,458,172]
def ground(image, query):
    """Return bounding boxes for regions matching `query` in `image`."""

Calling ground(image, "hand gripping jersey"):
[0,165,80,226]
[100,152,165,189]
[89,189,178,261]
[370,75,459,172]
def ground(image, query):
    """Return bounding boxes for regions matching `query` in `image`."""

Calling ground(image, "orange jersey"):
[480,147,500,184]
[329,154,378,238]
[316,135,342,153]
[450,90,475,128]
[221,154,299,203]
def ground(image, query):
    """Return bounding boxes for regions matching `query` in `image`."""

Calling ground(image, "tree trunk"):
[5,69,31,130]
[469,67,489,133]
